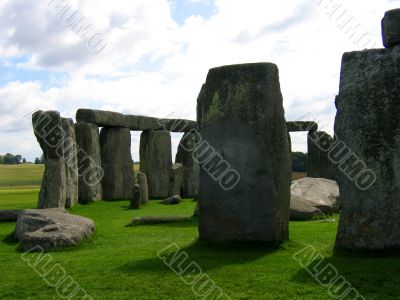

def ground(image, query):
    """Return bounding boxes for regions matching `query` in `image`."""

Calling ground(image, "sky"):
[0,0,398,162]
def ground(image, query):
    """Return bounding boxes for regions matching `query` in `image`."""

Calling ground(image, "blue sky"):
[0,0,397,161]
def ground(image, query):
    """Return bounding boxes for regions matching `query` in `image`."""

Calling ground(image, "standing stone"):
[334,47,400,249]
[175,132,200,197]
[131,184,141,209]
[197,63,291,243]
[139,130,172,198]
[307,131,335,180]
[100,127,135,200]
[136,172,149,204]
[75,123,103,203]
[62,118,78,208]
[169,163,183,196]
[382,9,400,48]
[32,111,67,208]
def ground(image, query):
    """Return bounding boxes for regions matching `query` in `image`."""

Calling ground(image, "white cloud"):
[0,0,397,161]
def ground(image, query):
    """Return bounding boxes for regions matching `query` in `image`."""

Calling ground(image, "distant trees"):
[0,153,25,165]
[34,154,45,164]
[292,152,307,172]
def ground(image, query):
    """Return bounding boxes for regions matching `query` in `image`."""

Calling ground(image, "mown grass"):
[1,189,400,299]
[0,164,44,187]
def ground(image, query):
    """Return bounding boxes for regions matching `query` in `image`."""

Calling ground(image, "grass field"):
[1,188,400,299]
[0,164,44,188]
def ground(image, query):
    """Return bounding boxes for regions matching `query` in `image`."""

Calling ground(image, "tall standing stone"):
[136,172,149,204]
[382,9,400,48]
[175,132,200,197]
[307,131,335,180]
[139,130,172,198]
[334,46,400,249]
[75,122,103,203]
[197,63,291,243]
[62,118,78,208]
[100,127,135,200]
[169,163,183,197]
[32,111,67,208]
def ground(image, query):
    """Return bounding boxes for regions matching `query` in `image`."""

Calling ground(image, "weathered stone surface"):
[15,209,95,252]
[161,195,181,205]
[175,131,200,197]
[290,195,325,221]
[291,177,340,215]
[136,172,149,204]
[32,111,67,208]
[382,9,400,48]
[0,210,23,222]
[169,163,183,196]
[139,130,172,198]
[131,184,141,209]
[335,47,400,249]
[197,63,292,243]
[286,121,318,132]
[307,131,335,180]
[75,123,103,203]
[61,118,78,208]
[100,127,135,200]
[76,109,197,132]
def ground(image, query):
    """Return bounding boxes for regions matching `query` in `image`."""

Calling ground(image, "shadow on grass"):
[291,248,400,298]
[117,239,283,275]
[2,232,18,246]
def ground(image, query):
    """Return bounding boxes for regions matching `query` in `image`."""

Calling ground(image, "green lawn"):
[1,189,400,299]
[0,164,44,187]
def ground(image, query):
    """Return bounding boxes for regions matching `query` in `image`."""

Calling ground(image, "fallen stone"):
[382,9,400,48]
[290,195,325,221]
[131,184,141,209]
[335,47,400,249]
[139,130,172,198]
[0,210,23,222]
[130,216,191,226]
[197,63,291,243]
[75,122,103,203]
[15,209,95,252]
[175,131,200,197]
[291,177,340,214]
[100,127,135,200]
[169,163,183,196]
[161,195,181,205]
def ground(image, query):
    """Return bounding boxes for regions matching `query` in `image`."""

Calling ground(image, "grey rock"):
[139,130,172,198]
[290,195,325,221]
[161,195,181,205]
[169,163,183,196]
[131,184,141,209]
[0,210,23,222]
[77,109,197,132]
[197,63,292,243]
[75,123,103,203]
[32,111,67,208]
[307,131,336,180]
[335,47,400,249]
[286,121,318,132]
[15,209,95,252]
[61,118,78,208]
[193,203,199,217]
[382,9,400,48]
[175,131,200,197]
[136,172,149,204]
[100,127,135,200]
[291,177,340,215]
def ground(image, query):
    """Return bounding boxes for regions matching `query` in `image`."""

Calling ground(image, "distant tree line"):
[292,152,307,172]
[0,153,26,165]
